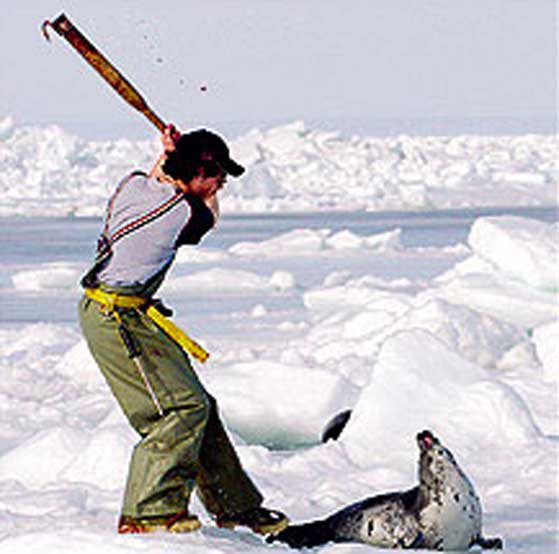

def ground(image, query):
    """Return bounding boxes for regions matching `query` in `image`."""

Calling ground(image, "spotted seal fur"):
[269,430,503,550]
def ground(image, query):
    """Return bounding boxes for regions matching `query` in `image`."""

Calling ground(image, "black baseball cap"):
[174,129,245,177]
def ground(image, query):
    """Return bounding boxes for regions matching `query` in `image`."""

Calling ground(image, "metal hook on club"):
[41,19,53,42]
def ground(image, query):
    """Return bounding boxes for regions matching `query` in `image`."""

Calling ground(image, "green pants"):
[78,296,263,518]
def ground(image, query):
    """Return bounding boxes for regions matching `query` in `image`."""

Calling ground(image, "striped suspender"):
[82,172,185,289]
[101,171,184,251]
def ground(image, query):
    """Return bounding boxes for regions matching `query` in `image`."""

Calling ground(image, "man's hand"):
[150,124,181,178]
[162,124,181,152]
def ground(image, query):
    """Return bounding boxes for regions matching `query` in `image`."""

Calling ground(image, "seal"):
[269,430,503,550]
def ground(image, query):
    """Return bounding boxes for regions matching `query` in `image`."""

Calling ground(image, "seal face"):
[416,430,483,550]
[269,430,503,551]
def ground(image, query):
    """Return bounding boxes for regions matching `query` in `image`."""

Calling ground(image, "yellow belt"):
[84,288,209,363]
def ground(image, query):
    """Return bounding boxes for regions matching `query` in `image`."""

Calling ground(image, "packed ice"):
[0,117,557,216]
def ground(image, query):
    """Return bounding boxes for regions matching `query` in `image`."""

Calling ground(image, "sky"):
[0,1,557,140]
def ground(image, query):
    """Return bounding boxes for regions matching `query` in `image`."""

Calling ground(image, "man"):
[78,126,288,535]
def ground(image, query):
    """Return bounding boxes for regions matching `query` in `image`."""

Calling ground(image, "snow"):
[341,329,541,469]
[467,217,558,290]
[203,360,358,449]
[11,262,82,292]
[0,119,557,552]
[532,321,559,383]
[229,229,330,256]
[227,228,402,258]
[0,117,556,216]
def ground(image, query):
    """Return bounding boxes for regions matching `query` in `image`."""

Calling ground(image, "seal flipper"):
[321,409,352,442]
[405,532,426,549]
[267,519,335,549]
[471,535,504,550]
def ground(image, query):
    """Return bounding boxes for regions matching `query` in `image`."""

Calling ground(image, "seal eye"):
[367,521,375,536]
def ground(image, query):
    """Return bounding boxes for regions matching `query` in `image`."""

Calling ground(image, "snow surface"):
[0,117,557,216]
[0,118,557,552]
[0,210,557,553]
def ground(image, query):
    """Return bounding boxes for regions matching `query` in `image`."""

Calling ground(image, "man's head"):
[162,129,244,186]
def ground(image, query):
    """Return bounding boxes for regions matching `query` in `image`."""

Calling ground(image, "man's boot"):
[118,510,201,534]
[216,507,289,535]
